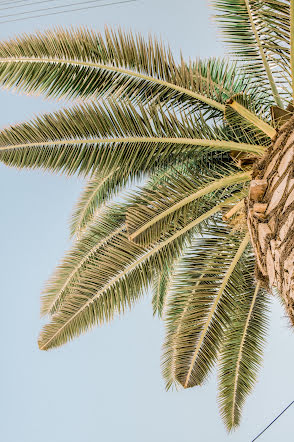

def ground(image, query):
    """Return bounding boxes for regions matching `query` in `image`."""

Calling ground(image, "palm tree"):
[0,1,291,430]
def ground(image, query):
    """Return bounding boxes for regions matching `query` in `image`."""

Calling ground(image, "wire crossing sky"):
[0,0,63,11]
[0,0,136,23]
[252,400,294,441]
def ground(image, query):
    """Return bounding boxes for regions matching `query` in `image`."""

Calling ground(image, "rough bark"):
[247,115,294,324]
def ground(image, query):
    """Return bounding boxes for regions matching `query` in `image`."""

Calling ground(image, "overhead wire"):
[0,0,65,13]
[0,0,133,19]
[251,400,294,441]
[0,0,136,24]
[0,0,33,7]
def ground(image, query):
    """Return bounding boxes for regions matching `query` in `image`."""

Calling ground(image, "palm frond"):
[41,204,126,316]
[162,225,250,389]
[0,27,237,114]
[213,0,291,105]
[178,56,270,109]
[126,166,251,245]
[70,168,127,238]
[152,264,175,318]
[38,202,225,350]
[70,158,200,239]
[218,278,269,431]
[225,94,275,144]
[0,98,264,177]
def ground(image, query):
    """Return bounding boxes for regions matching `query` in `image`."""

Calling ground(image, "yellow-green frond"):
[0,99,232,177]
[162,225,250,389]
[41,204,126,317]
[127,166,251,245]
[0,27,235,113]
[218,278,269,431]
[213,0,291,105]
[70,168,127,238]
[39,203,224,350]
[152,263,176,318]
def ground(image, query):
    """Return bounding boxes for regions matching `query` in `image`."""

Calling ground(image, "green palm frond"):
[152,264,175,318]
[218,275,269,430]
[70,159,197,239]
[225,93,276,142]
[213,0,290,105]
[0,27,239,114]
[39,201,226,350]
[162,226,250,389]
[0,27,276,114]
[0,99,183,176]
[68,125,241,239]
[126,166,251,245]
[70,168,127,238]
[0,97,265,178]
[41,204,126,316]
[179,57,270,109]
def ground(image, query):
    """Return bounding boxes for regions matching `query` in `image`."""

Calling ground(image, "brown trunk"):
[247,115,294,324]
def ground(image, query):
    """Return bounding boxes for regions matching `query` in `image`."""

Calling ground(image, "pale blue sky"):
[0,1,293,441]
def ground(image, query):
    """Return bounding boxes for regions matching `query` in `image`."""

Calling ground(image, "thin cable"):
[0,0,136,23]
[0,0,31,6]
[0,0,113,18]
[251,400,294,441]
[0,0,64,13]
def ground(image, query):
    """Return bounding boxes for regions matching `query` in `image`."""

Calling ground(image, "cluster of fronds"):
[0,2,291,430]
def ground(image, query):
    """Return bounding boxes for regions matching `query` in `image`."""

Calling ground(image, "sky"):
[0,1,293,441]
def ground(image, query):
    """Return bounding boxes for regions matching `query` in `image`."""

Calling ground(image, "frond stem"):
[0,57,225,111]
[0,137,265,154]
[183,233,250,388]
[230,282,261,425]
[130,171,252,241]
[244,0,283,107]
[39,203,224,350]
[223,199,244,220]
[228,100,276,139]
[41,224,125,316]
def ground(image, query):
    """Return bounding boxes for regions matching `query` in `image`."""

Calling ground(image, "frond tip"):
[213,0,291,105]
[127,168,252,245]
[0,98,262,177]
[70,168,123,238]
[152,264,175,317]
[0,27,229,112]
[162,226,250,390]
[218,283,269,430]
[39,201,222,350]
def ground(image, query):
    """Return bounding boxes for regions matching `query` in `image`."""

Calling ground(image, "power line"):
[0,0,120,19]
[0,0,31,6]
[252,400,294,441]
[0,0,136,24]
[0,0,64,13]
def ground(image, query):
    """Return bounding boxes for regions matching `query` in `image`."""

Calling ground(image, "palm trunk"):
[247,115,294,323]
